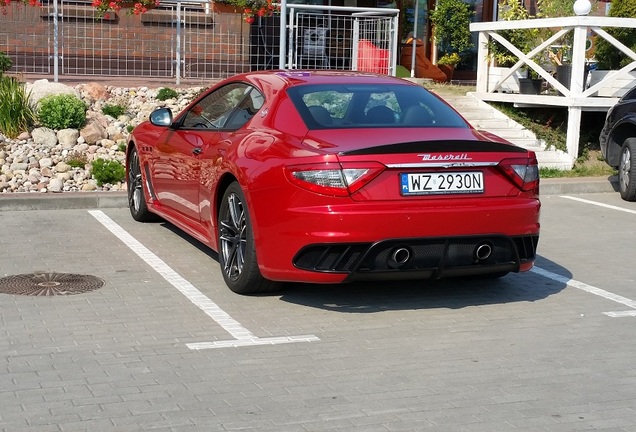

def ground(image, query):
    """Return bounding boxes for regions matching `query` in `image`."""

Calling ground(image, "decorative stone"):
[48,178,63,192]
[57,129,80,149]
[31,127,58,147]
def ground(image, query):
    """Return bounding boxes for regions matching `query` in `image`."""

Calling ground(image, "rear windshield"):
[287,83,469,130]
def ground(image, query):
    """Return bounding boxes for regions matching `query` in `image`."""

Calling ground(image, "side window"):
[181,83,257,129]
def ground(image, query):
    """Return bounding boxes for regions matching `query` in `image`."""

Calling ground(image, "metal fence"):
[0,0,399,84]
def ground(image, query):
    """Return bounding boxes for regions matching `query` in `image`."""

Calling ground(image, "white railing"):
[470,16,636,160]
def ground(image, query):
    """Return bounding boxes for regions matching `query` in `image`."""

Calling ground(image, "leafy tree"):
[594,0,636,69]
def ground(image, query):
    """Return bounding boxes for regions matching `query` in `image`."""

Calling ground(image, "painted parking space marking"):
[560,196,636,215]
[89,210,319,349]
[532,266,636,317]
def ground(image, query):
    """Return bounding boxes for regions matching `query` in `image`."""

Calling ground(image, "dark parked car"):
[600,86,636,201]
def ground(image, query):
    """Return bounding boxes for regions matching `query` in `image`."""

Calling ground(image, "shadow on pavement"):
[278,255,570,313]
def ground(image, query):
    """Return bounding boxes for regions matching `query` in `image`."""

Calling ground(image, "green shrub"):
[117,142,127,152]
[91,159,125,186]
[156,87,179,101]
[0,52,12,75]
[126,124,134,133]
[102,103,126,118]
[0,76,37,138]
[38,94,86,130]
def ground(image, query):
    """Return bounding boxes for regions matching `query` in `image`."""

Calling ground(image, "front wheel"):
[619,138,636,201]
[218,182,279,294]
[127,146,160,222]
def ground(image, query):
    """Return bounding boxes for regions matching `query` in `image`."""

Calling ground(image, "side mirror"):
[149,108,173,127]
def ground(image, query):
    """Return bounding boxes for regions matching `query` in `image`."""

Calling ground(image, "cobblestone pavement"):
[1,191,636,431]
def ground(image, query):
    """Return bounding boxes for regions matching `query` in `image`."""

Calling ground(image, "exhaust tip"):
[388,247,411,268]
[474,242,493,262]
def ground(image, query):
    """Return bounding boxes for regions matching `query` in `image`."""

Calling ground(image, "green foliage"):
[38,94,86,130]
[156,87,179,101]
[117,142,127,152]
[91,159,126,186]
[126,124,134,133]
[0,52,12,75]
[595,0,636,69]
[0,76,37,138]
[430,0,474,61]
[488,0,540,67]
[66,151,89,168]
[102,103,126,118]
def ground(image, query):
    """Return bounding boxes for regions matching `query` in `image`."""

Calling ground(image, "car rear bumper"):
[251,195,540,283]
[293,234,538,282]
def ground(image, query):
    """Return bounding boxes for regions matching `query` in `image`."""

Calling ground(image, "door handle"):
[192,147,202,155]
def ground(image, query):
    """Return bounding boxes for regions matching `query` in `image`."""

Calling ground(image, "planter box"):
[487,67,527,93]
[589,70,636,97]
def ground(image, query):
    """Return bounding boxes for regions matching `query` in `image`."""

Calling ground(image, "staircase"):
[433,90,574,169]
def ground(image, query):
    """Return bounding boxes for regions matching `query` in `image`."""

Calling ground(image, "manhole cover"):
[0,272,105,296]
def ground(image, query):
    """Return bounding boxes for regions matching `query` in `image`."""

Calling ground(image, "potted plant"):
[429,0,473,81]
[437,52,461,81]
[213,0,279,23]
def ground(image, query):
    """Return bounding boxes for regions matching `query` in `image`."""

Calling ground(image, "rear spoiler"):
[341,140,528,156]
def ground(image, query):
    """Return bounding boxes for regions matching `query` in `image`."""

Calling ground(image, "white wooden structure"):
[470,16,636,161]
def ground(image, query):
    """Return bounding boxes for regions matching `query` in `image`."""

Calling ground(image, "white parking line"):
[560,196,636,214]
[89,210,319,349]
[532,266,636,317]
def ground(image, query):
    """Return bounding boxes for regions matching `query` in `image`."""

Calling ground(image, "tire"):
[618,138,636,201]
[218,182,279,294]
[127,146,160,222]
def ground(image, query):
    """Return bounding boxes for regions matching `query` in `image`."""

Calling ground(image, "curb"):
[540,175,618,195]
[0,177,620,211]
[0,192,127,211]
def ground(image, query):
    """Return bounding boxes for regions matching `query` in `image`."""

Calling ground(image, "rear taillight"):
[285,162,385,197]
[498,155,539,192]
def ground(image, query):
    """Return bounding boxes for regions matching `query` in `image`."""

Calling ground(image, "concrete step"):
[433,90,574,169]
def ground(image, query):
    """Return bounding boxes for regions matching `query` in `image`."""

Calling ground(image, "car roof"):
[237,70,418,91]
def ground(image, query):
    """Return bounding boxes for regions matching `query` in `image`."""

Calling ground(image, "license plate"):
[400,172,484,195]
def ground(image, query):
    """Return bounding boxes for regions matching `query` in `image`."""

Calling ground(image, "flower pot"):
[518,78,543,95]
[438,64,454,82]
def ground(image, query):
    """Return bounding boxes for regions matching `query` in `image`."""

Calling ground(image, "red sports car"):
[127,71,540,294]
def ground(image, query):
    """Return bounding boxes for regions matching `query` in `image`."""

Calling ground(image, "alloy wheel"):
[620,145,632,193]
[220,193,246,282]
[128,149,143,213]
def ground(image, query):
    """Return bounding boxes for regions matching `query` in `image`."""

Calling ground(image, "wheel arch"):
[607,122,636,167]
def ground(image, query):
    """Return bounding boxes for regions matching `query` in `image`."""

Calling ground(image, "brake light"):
[498,155,539,192]
[285,162,385,197]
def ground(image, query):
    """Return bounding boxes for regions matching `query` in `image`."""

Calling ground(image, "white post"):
[476,30,488,93]
[564,15,590,161]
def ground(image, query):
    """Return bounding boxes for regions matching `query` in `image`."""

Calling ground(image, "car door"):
[194,83,264,230]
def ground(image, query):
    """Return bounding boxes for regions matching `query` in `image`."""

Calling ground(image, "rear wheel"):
[127,146,160,222]
[619,138,636,201]
[218,182,279,294]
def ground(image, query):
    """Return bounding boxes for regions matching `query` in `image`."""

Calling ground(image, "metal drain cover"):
[0,272,104,296]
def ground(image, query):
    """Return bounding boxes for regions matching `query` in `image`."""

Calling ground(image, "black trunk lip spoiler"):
[340,140,527,156]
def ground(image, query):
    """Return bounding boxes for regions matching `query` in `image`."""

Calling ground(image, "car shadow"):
[277,255,569,313]
[158,222,569,313]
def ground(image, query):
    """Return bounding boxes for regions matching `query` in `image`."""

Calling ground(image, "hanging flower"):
[92,0,160,17]
[1,0,41,15]
[216,0,279,23]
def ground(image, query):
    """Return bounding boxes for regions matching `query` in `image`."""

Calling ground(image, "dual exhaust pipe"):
[387,241,494,269]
